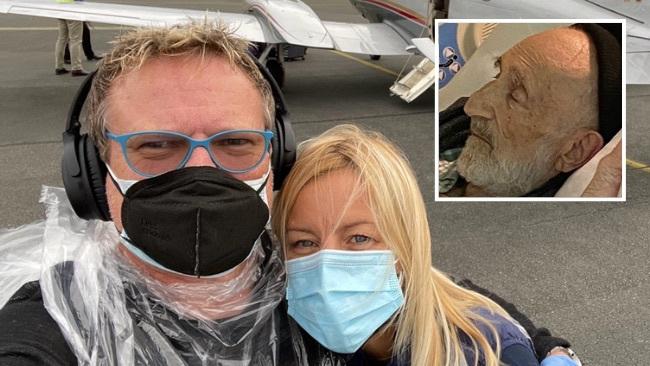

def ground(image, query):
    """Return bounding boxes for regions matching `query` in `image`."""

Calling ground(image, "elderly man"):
[0,22,344,365]
[439,24,622,197]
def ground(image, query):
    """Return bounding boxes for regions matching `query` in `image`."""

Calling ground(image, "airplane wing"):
[410,37,435,61]
[322,22,410,55]
[0,0,411,55]
[0,0,274,42]
[447,0,650,83]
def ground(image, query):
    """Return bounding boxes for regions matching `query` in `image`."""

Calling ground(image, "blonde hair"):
[272,124,511,366]
[87,22,275,161]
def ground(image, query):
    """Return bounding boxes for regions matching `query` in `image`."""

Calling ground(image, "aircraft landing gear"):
[256,43,286,89]
[265,58,285,89]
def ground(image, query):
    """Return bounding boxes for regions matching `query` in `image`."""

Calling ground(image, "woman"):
[272,125,574,366]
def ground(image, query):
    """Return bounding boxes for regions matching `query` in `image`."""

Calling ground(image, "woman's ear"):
[554,130,604,173]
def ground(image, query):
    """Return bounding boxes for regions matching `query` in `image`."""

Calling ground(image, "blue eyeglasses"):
[106,129,274,177]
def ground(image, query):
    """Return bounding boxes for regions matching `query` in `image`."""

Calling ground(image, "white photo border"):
[433,18,626,202]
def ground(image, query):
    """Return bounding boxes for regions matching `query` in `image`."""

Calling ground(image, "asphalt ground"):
[0,1,648,365]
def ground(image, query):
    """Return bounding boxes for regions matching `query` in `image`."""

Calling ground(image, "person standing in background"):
[54,0,88,76]
[64,22,103,63]
[54,18,88,76]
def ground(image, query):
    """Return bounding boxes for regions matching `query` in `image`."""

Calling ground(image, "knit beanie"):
[573,23,622,143]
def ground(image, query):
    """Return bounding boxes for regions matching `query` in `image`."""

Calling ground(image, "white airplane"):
[0,0,437,101]
[433,0,650,84]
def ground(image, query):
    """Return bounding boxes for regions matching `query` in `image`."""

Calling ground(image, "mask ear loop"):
[242,163,272,192]
[255,170,271,195]
[243,163,273,211]
[105,164,139,196]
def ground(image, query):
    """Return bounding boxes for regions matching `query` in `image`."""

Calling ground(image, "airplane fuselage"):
[348,0,430,38]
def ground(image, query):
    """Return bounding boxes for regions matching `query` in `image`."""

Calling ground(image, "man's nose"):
[184,146,215,168]
[464,81,496,120]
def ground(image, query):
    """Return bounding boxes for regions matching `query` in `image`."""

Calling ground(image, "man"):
[0,22,341,365]
[439,24,622,197]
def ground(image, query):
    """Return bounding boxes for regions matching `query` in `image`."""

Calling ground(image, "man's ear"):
[554,129,604,173]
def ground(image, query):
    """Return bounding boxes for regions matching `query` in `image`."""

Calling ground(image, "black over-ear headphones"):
[62,57,296,221]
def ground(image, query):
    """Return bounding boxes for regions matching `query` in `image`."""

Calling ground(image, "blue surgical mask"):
[286,249,404,354]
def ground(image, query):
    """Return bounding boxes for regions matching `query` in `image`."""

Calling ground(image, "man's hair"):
[87,22,275,161]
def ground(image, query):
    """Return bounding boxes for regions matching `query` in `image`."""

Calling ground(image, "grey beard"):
[457,138,558,197]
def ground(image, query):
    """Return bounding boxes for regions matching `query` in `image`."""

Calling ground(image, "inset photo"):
[434,20,625,201]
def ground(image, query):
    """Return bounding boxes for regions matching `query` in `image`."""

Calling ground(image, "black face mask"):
[116,166,269,277]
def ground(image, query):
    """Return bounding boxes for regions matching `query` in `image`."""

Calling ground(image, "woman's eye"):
[293,240,317,248]
[349,235,373,245]
[288,239,320,256]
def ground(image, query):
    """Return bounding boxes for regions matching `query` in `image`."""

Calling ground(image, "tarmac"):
[0,1,648,365]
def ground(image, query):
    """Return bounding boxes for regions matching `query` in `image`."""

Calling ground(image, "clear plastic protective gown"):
[0,186,348,366]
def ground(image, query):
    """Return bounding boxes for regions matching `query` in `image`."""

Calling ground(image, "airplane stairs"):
[390,58,435,102]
